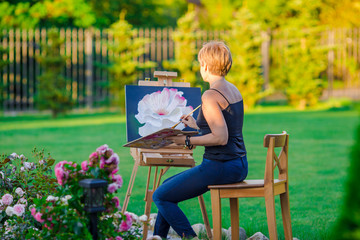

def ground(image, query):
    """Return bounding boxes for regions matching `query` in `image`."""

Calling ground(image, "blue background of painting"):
[125,85,202,142]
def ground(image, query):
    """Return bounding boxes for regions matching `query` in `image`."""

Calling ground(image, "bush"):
[0,149,57,239]
[36,29,74,118]
[27,144,144,240]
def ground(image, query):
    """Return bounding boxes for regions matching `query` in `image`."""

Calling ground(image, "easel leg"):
[143,190,153,240]
[122,161,139,214]
[198,195,213,240]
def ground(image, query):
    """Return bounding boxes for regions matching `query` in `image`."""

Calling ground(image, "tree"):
[225,8,270,109]
[163,9,201,87]
[36,29,73,118]
[106,12,156,110]
[0,0,96,28]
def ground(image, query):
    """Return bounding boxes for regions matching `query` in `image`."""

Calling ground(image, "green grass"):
[0,108,358,239]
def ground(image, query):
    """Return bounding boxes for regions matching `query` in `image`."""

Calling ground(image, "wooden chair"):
[208,132,292,240]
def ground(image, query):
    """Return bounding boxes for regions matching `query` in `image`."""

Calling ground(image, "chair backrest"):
[263,131,289,186]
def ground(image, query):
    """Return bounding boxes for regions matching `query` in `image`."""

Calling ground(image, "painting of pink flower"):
[135,88,194,136]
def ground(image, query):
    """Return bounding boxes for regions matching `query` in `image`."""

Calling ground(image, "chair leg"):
[265,193,278,240]
[210,189,222,240]
[229,198,239,240]
[280,191,293,240]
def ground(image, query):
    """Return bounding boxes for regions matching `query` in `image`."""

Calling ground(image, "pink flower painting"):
[135,88,194,136]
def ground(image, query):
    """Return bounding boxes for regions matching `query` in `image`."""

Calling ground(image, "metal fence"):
[1,27,359,112]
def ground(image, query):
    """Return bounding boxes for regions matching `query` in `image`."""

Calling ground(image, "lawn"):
[0,107,358,239]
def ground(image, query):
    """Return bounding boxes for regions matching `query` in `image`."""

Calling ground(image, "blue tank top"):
[196,88,246,161]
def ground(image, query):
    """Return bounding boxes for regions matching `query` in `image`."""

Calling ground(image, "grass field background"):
[0,106,358,239]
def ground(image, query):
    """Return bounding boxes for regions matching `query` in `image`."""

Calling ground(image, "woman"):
[152,41,248,239]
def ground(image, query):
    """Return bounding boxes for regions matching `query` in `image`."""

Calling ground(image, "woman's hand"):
[166,135,186,146]
[181,115,199,130]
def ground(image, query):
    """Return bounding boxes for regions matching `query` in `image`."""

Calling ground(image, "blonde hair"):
[198,41,232,76]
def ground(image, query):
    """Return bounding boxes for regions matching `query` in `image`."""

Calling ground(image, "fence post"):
[85,28,93,109]
[261,29,271,90]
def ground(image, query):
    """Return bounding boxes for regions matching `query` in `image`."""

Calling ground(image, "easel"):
[122,71,212,240]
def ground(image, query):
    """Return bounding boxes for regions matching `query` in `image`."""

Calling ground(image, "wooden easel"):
[122,71,212,240]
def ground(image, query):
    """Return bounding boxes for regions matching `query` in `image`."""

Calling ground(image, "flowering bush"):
[27,144,143,240]
[0,149,58,239]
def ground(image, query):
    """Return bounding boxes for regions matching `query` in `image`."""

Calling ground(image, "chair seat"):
[208,179,286,189]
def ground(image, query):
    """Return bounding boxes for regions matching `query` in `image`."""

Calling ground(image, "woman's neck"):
[208,75,225,88]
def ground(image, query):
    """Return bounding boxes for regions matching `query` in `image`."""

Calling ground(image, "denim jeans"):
[152,156,248,238]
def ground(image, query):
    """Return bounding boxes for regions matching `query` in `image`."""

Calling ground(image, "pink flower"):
[119,213,132,232]
[112,174,123,188]
[34,212,45,223]
[89,152,99,166]
[81,161,89,171]
[96,144,109,154]
[112,196,120,208]
[54,161,72,185]
[17,197,27,206]
[13,204,25,217]
[105,153,120,165]
[115,237,123,240]
[100,157,105,169]
[2,194,13,205]
[15,187,25,197]
[107,183,118,193]
[30,208,36,217]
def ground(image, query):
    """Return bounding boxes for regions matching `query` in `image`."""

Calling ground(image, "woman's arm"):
[168,90,228,146]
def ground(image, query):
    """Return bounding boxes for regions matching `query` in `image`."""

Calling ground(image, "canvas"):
[125,85,202,142]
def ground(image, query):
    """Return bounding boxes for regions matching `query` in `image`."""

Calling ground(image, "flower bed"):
[0,145,145,240]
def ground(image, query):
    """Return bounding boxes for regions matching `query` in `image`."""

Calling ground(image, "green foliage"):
[270,28,328,109]
[163,9,200,87]
[198,0,241,30]
[27,145,143,239]
[0,149,58,239]
[106,12,156,109]
[87,0,187,28]
[225,9,270,109]
[36,29,73,118]
[0,0,95,28]
[332,118,360,239]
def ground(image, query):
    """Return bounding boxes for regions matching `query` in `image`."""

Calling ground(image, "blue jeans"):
[152,156,248,238]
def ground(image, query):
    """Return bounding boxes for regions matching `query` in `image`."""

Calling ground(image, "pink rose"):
[100,157,105,169]
[34,212,45,223]
[115,237,123,240]
[89,152,99,166]
[105,153,119,165]
[54,161,72,185]
[96,144,109,154]
[112,196,120,208]
[119,213,132,232]
[2,194,13,205]
[81,161,89,171]
[13,204,25,217]
[112,174,123,188]
[107,183,118,193]
[30,208,36,217]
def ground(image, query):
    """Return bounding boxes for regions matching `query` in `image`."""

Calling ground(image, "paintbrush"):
[171,104,201,129]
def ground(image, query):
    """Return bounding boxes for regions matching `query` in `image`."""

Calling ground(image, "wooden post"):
[85,28,93,109]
